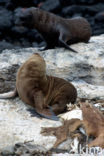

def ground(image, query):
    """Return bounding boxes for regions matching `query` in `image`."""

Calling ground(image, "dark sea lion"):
[0,53,77,120]
[15,7,91,52]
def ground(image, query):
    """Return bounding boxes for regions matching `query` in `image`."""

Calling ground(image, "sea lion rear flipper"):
[0,88,18,99]
[34,91,59,121]
[59,32,78,53]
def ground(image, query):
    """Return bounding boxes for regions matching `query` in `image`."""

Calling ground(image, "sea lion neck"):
[31,8,43,29]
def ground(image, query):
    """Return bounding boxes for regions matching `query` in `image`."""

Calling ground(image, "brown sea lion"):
[0,53,77,120]
[15,7,91,52]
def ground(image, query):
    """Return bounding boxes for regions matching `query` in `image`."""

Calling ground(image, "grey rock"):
[0,35,104,99]
[0,40,17,52]
[0,8,13,29]
[1,146,14,155]
[40,0,61,13]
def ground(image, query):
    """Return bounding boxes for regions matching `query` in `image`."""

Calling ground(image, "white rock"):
[0,98,62,150]
[59,109,83,120]
[0,34,104,151]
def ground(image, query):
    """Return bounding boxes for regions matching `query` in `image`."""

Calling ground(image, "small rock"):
[11,26,28,38]
[40,0,61,13]
[1,146,14,155]
[0,40,15,52]
[62,5,82,17]
[95,11,104,22]
[0,8,13,30]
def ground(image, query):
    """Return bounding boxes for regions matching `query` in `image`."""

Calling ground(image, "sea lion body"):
[15,7,91,51]
[0,53,77,120]
[16,53,47,107]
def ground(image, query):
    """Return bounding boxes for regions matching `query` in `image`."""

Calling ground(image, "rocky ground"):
[0,35,104,155]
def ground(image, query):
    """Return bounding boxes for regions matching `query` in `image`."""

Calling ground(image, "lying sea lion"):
[15,7,91,52]
[0,53,77,120]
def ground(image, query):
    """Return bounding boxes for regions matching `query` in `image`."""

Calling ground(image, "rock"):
[1,146,14,155]
[0,97,62,153]
[40,0,61,13]
[0,8,13,30]
[0,35,104,154]
[0,35,104,96]
[62,3,104,18]
[0,0,11,5]
[93,28,104,36]
[59,0,96,6]
[11,0,35,8]
[59,0,73,6]
[20,38,31,47]
[11,26,28,38]
[14,143,51,155]
[62,5,83,17]
[0,40,17,52]
[1,143,51,155]
[95,11,104,22]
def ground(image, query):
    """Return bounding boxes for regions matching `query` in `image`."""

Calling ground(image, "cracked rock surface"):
[0,34,104,155]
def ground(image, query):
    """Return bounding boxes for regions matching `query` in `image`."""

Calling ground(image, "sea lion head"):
[30,53,45,62]
[14,7,34,28]
[30,53,46,64]
[27,53,46,74]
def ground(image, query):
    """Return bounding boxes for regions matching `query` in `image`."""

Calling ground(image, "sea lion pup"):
[15,7,91,52]
[0,53,77,120]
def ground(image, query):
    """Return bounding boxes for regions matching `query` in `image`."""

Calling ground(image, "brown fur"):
[41,119,82,147]
[0,53,77,119]
[15,7,91,52]
[81,102,104,148]
[41,102,104,148]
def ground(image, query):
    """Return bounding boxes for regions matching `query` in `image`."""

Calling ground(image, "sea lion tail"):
[0,89,18,99]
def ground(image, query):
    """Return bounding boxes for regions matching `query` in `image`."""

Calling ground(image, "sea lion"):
[0,53,77,120]
[15,7,91,52]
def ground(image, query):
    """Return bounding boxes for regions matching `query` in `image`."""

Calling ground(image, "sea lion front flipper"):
[34,91,59,121]
[36,107,59,121]
[0,88,18,99]
[59,32,78,53]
